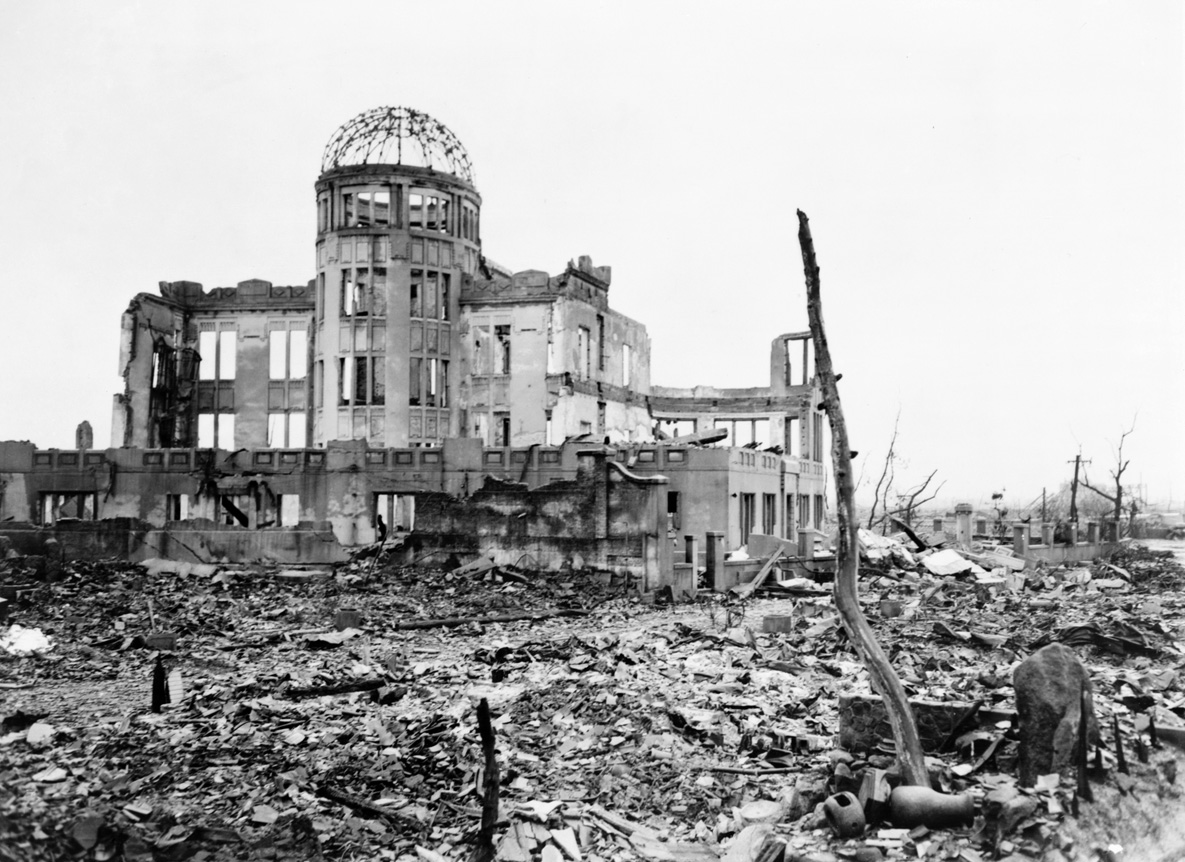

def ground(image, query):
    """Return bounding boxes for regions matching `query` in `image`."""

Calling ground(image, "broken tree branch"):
[868,409,899,531]
[798,209,928,787]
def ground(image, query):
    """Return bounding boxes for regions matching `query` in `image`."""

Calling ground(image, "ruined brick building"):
[1,108,828,590]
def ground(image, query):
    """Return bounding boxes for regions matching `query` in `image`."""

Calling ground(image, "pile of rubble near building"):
[1,533,1184,862]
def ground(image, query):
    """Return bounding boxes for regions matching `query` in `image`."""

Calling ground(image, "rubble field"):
[2,540,1185,862]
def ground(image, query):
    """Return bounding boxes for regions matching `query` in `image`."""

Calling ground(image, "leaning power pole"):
[1067,453,1090,523]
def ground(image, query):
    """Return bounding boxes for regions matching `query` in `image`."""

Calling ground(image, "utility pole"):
[1067,453,1091,523]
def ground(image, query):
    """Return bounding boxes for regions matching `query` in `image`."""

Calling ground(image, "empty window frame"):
[340,267,387,316]
[218,493,252,528]
[165,494,189,521]
[472,412,489,443]
[622,343,632,387]
[797,494,810,528]
[409,269,450,320]
[597,315,605,372]
[812,414,824,462]
[785,416,800,457]
[784,495,795,538]
[374,493,415,531]
[409,191,450,233]
[461,202,479,240]
[339,356,385,407]
[278,495,301,527]
[762,493,777,536]
[577,326,591,379]
[494,411,510,447]
[739,493,756,546]
[408,358,447,407]
[197,413,235,449]
[198,329,236,380]
[714,418,772,449]
[495,325,511,374]
[270,328,308,380]
[341,189,390,228]
[814,494,824,529]
[268,412,308,448]
[667,491,681,532]
[41,492,97,525]
[471,324,490,374]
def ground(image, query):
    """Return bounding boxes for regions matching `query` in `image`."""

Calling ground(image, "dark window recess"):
[740,493,756,546]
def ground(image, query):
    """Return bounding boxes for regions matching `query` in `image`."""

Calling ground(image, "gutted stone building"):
[1,107,830,585]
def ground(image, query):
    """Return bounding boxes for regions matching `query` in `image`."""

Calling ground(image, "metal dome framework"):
[321,107,474,183]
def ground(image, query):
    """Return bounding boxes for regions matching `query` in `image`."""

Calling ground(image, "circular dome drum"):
[321,106,474,184]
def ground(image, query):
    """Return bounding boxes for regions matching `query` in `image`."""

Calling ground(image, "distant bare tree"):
[890,469,945,528]
[1081,420,1136,535]
[867,411,899,532]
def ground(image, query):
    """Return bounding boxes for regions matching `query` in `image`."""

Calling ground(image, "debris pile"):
[0,544,1182,861]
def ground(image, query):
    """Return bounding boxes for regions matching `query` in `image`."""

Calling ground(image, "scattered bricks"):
[762,615,795,634]
[838,693,1016,754]
[334,609,363,631]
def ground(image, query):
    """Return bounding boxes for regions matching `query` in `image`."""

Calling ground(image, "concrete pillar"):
[797,528,814,559]
[577,449,609,539]
[1012,522,1028,556]
[684,535,699,566]
[976,517,988,535]
[1086,522,1099,544]
[955,503,973,546]
[932,518,943,533]
[705,531,725,590]
[1069,522,1079,545]
[1041,522,1054,547]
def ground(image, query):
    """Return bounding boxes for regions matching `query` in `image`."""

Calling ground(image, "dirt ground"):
[2,542,1184,862]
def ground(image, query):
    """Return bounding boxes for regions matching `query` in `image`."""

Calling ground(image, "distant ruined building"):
[1,107,828,590]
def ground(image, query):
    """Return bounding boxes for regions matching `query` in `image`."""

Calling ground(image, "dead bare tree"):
[867,411,899,532]
[890,469,945,528]
[798,210,928,787]
[1081,421,1136,534]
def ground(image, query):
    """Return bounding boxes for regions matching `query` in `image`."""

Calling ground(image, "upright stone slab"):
[1013,643,1099,786]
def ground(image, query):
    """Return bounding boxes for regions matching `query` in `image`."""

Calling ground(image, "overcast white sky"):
[0,2,1181,512]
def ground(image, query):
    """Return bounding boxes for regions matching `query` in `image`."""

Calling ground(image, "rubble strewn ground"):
[2,541,1184,862]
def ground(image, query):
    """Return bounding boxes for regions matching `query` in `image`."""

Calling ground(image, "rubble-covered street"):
[3,541,1185,862]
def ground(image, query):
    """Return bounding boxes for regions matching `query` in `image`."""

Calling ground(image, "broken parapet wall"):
[408,449,674,592]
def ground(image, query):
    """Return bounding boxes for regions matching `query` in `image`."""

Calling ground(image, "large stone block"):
[1013,643,1099,786]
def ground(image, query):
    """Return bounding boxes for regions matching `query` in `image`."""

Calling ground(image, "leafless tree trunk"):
[798,210,928,787]
[1081,421,1135,534]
